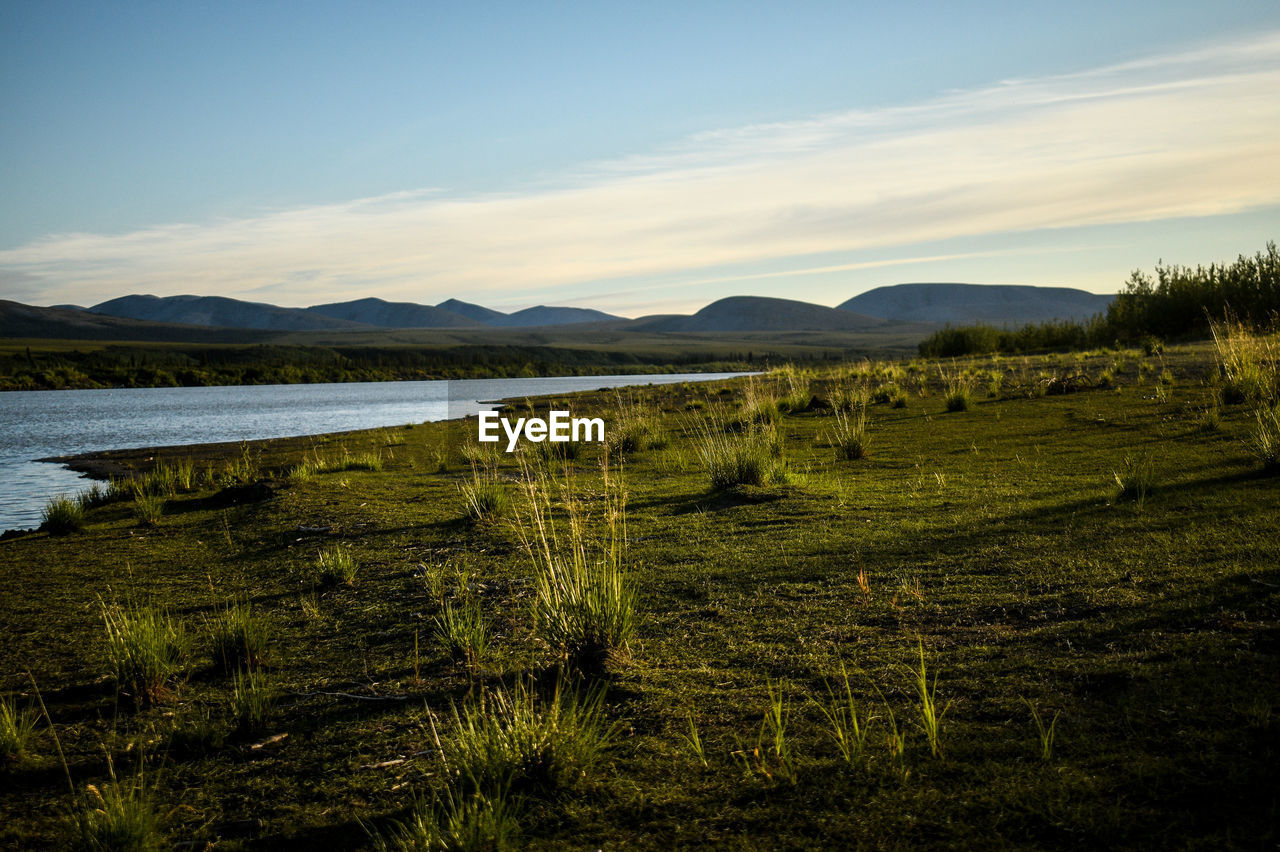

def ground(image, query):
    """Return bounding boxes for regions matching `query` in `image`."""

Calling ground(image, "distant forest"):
[919,241,1280,357]
[1,343,785,391]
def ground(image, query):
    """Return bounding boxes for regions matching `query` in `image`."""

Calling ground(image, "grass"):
[698,419,788,489]
[906,642,951,759]
[0,693,39,763]
[131,491,165,526]
[208,600,270,672]
[815,663,870,767]
[5,341,1280,847]
[75,766,165,852]
[369,789,521,852]
[230,667,277,732]
[445,679,616,797]
[520,465,635,671]
[460,467,510,524]
[40,495,84,534]
[828,406,870,460]
[1023,698,1060,762]
[433,601,490,670]
[100,603,188,707]
[1113,454,1156,505]
[315,545,360,586]
[1250,404,1280,472]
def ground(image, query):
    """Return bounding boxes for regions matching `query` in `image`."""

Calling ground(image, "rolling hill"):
[839,283,1114,326]
[89,295,369,331]
[634,296,891,333]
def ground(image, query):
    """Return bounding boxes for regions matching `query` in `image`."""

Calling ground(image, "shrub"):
[101,603,188,706]
[315,546,360,587]
[40,496,84,534]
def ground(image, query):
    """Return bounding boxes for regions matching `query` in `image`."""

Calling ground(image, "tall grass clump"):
[830,382,869,414]
[518,462,635,671]
[101,602,188,706]
[942,371,973,412]
[434,601,490,670]
[698,420,788,489]
[209,600,270,672]
[132,492,165,527]
[461,465,510,524]
[40,495,84,534]
[815,664,870,767]
[777,368,812,413]
[74,764,165,852]
[735,679,794,782]
[230,668,277,732]
[1,694,40,763]
[608,393,666,454]
[1113,455,1156,506]
[907,642,951,758]
[733,378,782,428]
[315,545,360,587]
[1250,405,1280,472]
[828,406,870,460]
[369,788,521,852]
[1211,319,1278,405]
[446,679,615,797]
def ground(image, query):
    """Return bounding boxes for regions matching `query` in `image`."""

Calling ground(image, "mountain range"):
[7,284,1115,340]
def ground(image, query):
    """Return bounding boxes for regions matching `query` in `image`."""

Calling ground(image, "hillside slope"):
[839,283,1114,326]
[635,296,889,332]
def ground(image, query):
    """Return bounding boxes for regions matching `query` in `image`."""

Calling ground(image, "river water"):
[0,372,745,532]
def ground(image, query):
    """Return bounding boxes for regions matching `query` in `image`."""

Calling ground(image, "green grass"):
[698,420,789,489]
[828,407,870,460]
[208,600,270,672]
[131,492,165,526]
[3,341,1280,848]
[40,496,84,534]
[0,693,40,762]
[100,603,188,707]
[445,680,616,797]
[230,667,277,732]
[433,601,490,670]
[369,789,521,852]
[314,545,360,586]
[75,768,165,852]
[1250,404,1280,472]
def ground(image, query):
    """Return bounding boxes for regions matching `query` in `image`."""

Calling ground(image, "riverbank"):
[2,344,1277,848]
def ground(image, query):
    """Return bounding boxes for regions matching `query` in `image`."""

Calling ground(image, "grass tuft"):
[75,767,165,852]
[828,407,870,460]
[906,642,951,759]
[0,694,40,763]
[209,600,270,672]
[40,496,84,535]
[446,679,615,797]
[101,602,188,707]
[698,420,788,489]
[315,546,360,587]
[433,601,490,671]
[1113,455,1156,505]
[370,788,521,852]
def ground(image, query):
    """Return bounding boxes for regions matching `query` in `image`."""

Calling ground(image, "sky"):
[2,1,1279,317]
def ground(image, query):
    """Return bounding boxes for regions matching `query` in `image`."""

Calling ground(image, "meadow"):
[1,332,1277,849]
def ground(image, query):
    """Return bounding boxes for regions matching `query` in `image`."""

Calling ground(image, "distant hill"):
[635,296,889,333]
[838,283,1114,326]
[85,293,621,331]
[307,298,478,328]
[498,305,620,327]
[0,300,276,342]
[90,295,370,331]
[436,298,508,325]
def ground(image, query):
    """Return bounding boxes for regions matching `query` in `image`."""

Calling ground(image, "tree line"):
[919,241,1279,357]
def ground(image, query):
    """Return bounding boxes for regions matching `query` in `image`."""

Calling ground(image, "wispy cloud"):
[4,31,1279,313]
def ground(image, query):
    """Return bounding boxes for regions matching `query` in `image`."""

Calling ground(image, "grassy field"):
[1,338,1278,849]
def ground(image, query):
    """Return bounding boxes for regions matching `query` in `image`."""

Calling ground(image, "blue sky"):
[2,1,1278,316]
